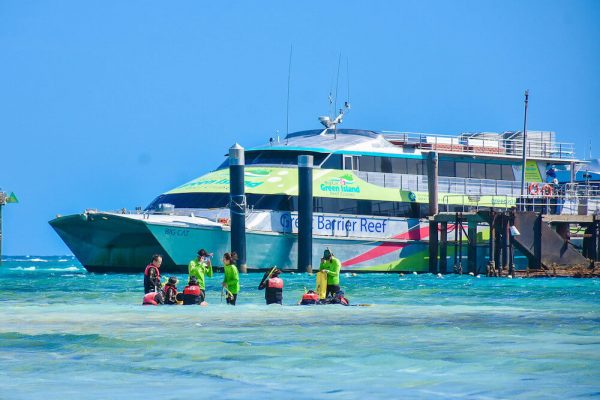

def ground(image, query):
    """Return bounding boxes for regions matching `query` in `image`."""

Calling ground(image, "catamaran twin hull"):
[50,208,492,273]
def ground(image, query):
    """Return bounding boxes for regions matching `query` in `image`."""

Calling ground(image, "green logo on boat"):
[408,192,417,202]
[320,173,360,193]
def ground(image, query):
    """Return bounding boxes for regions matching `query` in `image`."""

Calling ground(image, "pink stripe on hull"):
[343,225,431,267]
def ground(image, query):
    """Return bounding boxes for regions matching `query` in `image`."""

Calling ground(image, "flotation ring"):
[541,184,553,196]
[217,217,230,226]
[528,182,540,195]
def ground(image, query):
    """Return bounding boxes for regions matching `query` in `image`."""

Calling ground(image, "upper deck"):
[381,130,576,161]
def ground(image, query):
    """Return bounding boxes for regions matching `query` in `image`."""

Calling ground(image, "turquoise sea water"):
[0,256,598,399]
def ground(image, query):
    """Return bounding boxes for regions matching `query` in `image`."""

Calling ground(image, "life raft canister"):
[142,292,159,305]
[528,182,540,195]
[267,277,284,289]
[183,285,201,296]
[541,184,554,196]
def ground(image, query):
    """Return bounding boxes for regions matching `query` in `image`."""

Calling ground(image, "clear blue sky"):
[1,0,599,255]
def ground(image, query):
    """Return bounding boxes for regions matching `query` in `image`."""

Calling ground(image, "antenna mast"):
[520,90,529,198]
[318,55,351,138]
[286,44,293,138]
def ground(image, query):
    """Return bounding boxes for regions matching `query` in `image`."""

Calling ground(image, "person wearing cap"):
[162,276,179,305]
[319,249,341,297]
[188,249,213,301]
[258,268,284,305]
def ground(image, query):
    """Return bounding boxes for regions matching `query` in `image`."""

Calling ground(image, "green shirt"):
[223,264,240,294]
[319,256,341,285]
[188,259,213,290]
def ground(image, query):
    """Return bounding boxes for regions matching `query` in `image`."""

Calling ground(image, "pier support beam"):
[488,212,496,276]
[229,144,247,273]
[429,221,439,273]
[297,155,313,273]
[468,220,477,275]
[440,221,448,274]
[0,201,3,265]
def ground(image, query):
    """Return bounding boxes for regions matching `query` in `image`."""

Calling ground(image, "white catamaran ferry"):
[50,114,598,273]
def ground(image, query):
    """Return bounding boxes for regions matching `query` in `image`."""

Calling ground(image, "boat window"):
[502,165,515,181]
[456,162,469,178]
[485,163,502,180]
[321,154,342,169]
[439,160,455,177]
[381,157,393,173]
[215,150,329,170]
[343,155,353,170]
[470,163,486,179]
[406,159,419,174]
[359,156,377,172]
[147,192,431,218]
[391,158,408,174]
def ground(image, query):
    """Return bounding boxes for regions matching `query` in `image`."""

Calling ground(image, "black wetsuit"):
[258,273,283,305]
[144,265,161,294]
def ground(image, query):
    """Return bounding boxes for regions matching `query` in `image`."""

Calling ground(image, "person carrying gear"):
[221,252,240,305]
[162,276,179,305]
[319,249,342,297]
[180,276,205,305]
[188,249,213,301]
[142,290,165,306]
[144,254,163,293]
[258,267,283,305]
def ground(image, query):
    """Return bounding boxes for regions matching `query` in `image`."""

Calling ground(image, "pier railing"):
[381,131,576,159]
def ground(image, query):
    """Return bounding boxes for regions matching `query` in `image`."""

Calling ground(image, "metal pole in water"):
[0,201,3,265]
[297,155,313,273]
[427,151,439,216]
[468,219,477,274]
[440,221,448,274]
[229,144,247,273]
[520,90,529,198]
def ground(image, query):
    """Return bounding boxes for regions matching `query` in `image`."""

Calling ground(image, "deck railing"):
[355,171,522,196]
[381,131,576,159]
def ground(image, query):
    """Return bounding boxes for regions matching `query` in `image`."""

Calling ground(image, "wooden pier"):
[428,210,600,278]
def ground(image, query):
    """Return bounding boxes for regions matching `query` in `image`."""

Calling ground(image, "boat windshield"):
[216,150,329,169]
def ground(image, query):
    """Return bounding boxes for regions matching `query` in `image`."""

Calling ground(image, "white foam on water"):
[47,267,81,272]
[29,258,48,262]
[10,267,36,271]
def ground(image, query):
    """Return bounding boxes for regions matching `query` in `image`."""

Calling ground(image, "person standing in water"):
[319,249,341,297]
[144,254,162,293]
[188,249,213,302]
[222,252,240,305]
[258,268,283,305]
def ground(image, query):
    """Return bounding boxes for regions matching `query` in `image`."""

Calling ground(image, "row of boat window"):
[218,150,517,181]
[146,193,438,218]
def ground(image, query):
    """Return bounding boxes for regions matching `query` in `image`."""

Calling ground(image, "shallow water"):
[1,256,599,399]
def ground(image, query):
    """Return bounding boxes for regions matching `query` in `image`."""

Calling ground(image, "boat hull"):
[51,212,484,273]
